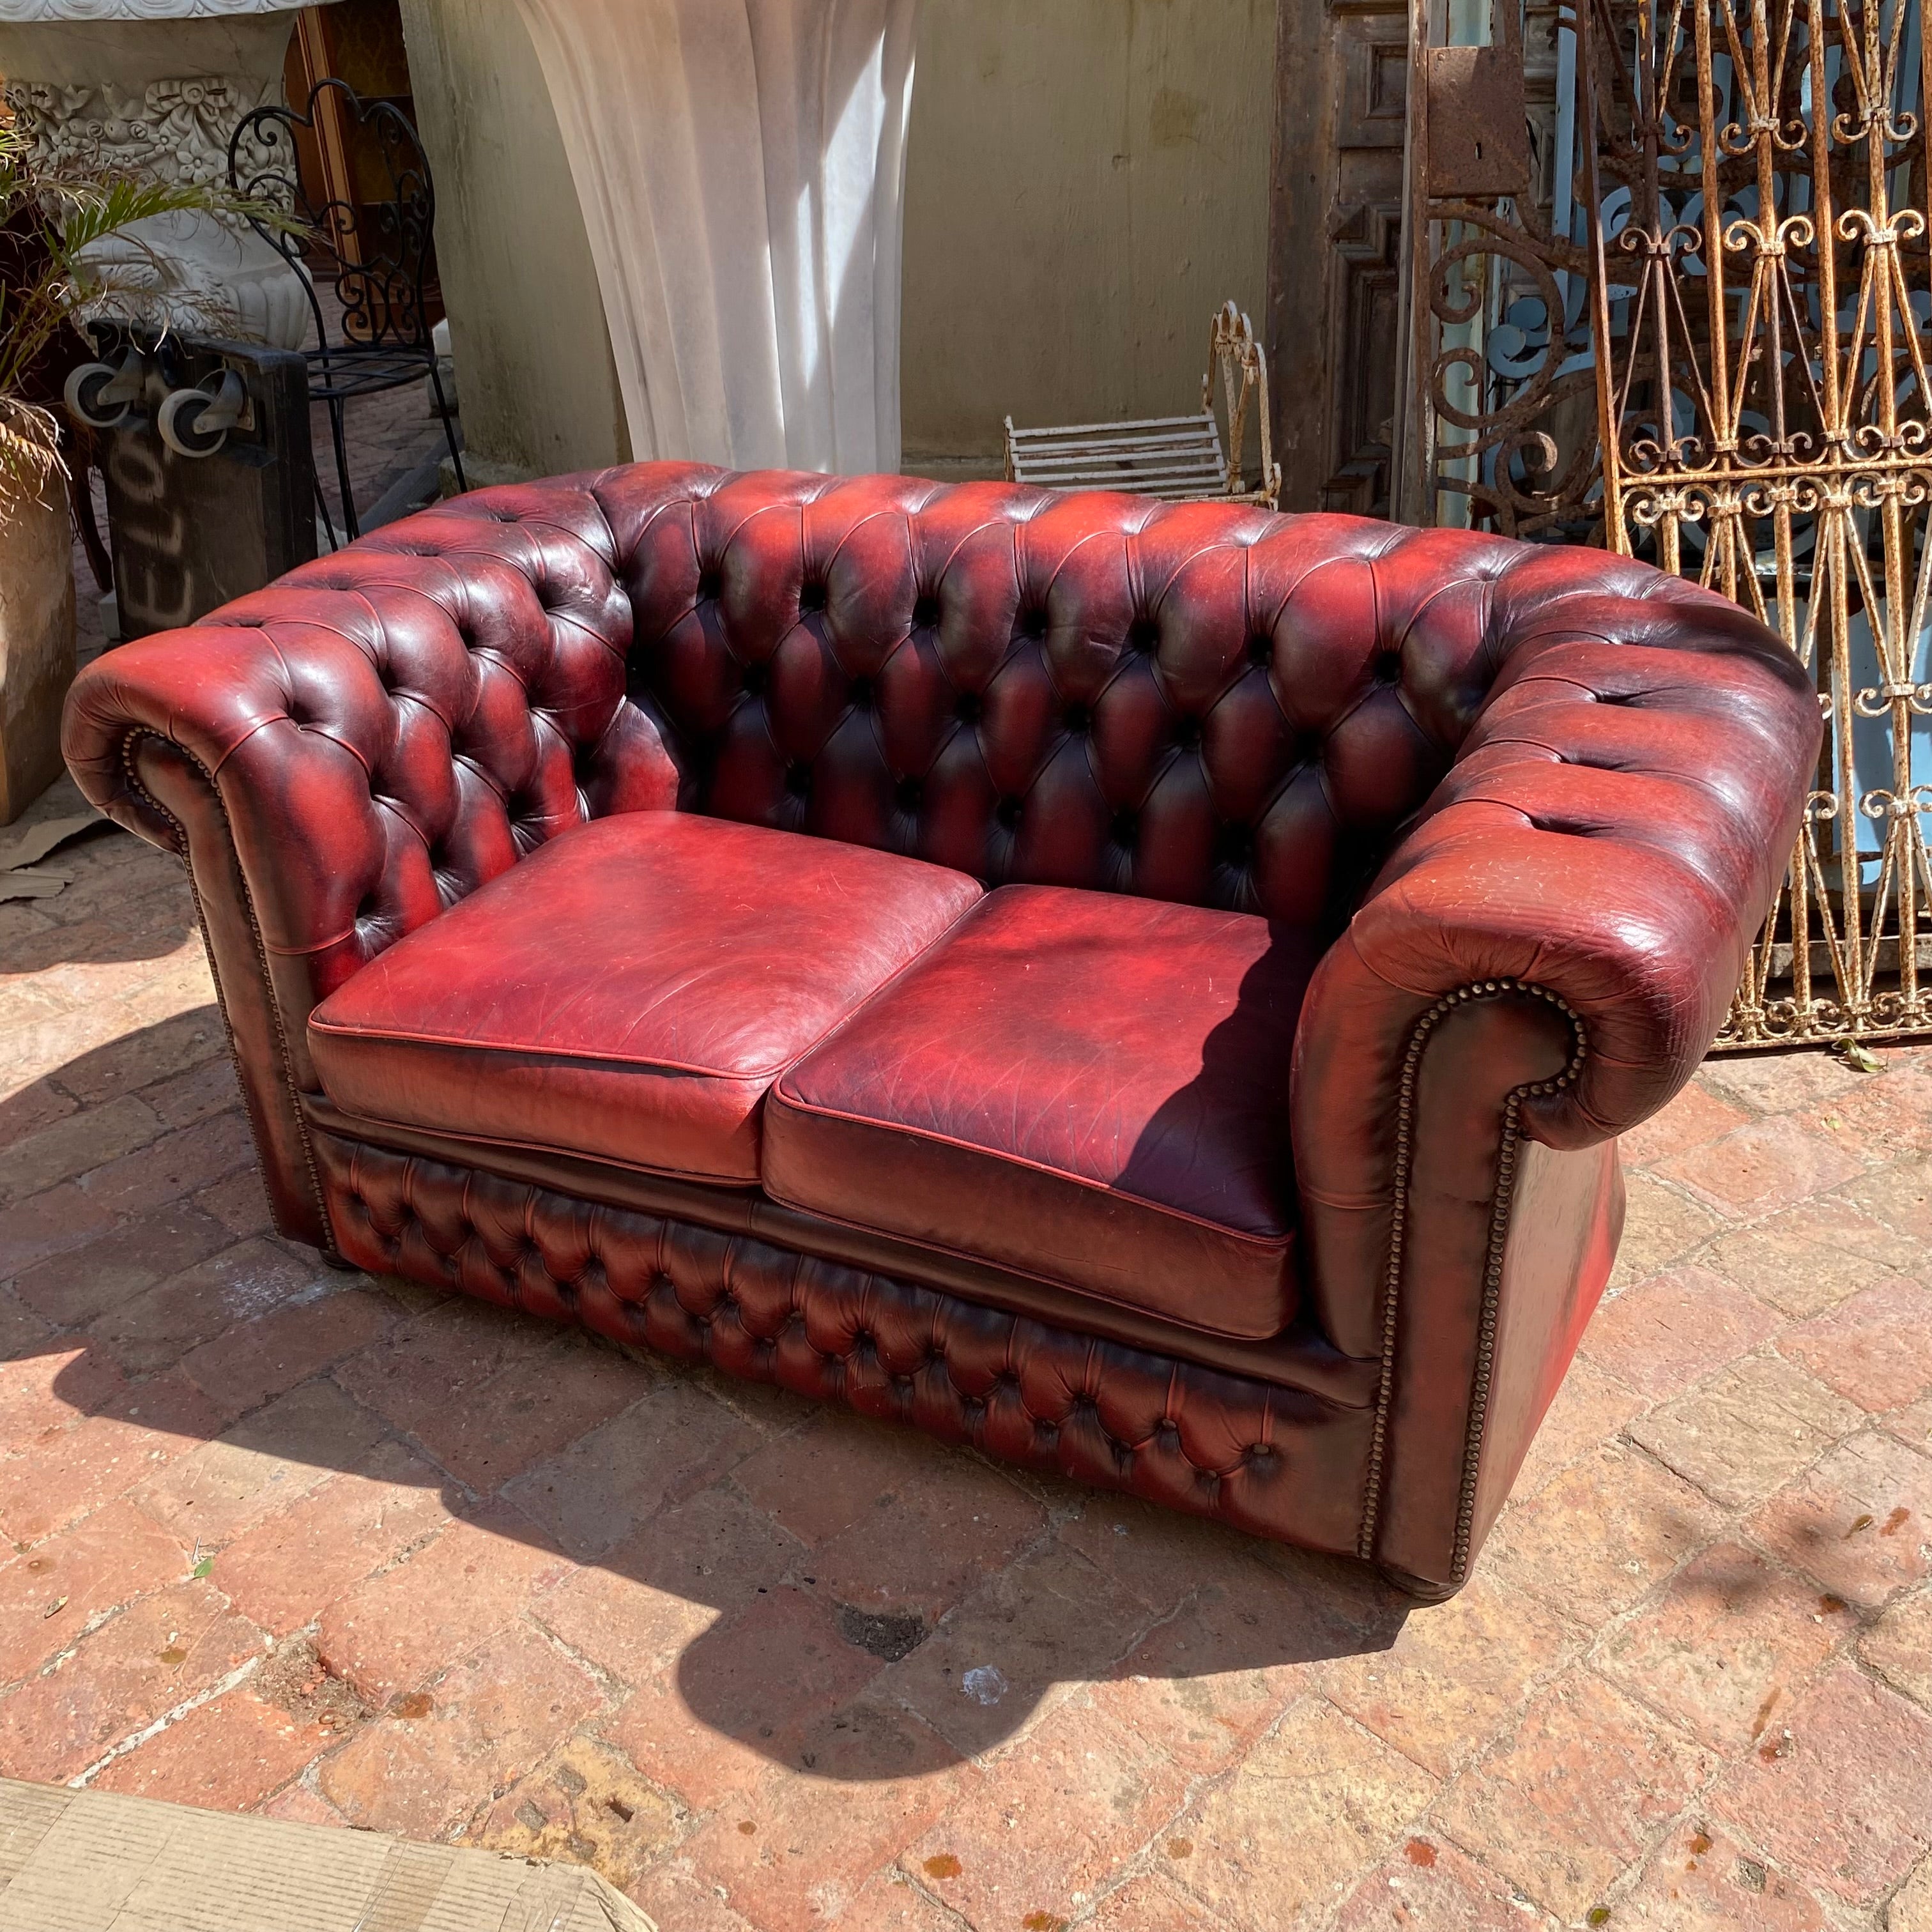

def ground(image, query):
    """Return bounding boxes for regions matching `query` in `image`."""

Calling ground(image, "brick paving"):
[4,812,1931,1931]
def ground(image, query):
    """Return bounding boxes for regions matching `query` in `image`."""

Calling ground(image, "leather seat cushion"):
[764,884,1317,1340]
[307,812,982,1182]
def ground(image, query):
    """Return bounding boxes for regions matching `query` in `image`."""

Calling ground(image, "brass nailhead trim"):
[120,731,338,1254]
[1355,978,1588,1581]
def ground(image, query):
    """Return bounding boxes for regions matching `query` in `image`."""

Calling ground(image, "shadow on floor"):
[8,1009,1411,1782]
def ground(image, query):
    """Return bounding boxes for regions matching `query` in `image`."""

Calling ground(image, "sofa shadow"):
[12,1009,1411,1784]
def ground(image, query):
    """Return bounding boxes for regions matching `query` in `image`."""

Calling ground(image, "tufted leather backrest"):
[65,459,1784,1022]
[590,463,1777,928]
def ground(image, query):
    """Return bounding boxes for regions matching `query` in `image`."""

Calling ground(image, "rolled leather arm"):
[1291,567,1820,1591]
[61,484,682,1241]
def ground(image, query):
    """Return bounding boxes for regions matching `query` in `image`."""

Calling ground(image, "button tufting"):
[996,795,1023,830]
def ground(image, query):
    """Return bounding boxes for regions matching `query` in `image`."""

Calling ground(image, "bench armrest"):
[62,484,680,1243]
[1291,569,1821,1590]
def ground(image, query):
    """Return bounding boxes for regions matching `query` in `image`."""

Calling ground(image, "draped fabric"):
[512,0,916,474]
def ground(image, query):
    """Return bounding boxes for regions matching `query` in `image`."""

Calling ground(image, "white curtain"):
[513,0,917,474]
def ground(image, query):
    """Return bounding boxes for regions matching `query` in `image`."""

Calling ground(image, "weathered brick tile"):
[130,1377,389,1546]
[141,1055,242,1133]
[0,1180,116,1276]
[902,1705,1190,1929]
[865,1542,1159,1760]
[0,1579,266,1781]
[1811,1056,1932,1162]
[1084,1869,1224,1932]
[91,1684,323,1808]
[0,1372,224,1545]
[537,1485,799,1689]
[1777,1276,1932,1413]
[0,1498,190,1683]
[1600,1542,1854,1752]
[314,1505,569,1705]
[831,1867,985,1932]
[318,1620,601,1839]
[212,1439,451,1637]
[332,1292,562,1445]
[1320,1568,1583,1779]
[190,1169,275,1239]
[10,1206,238,1330]
[1434,1669,1714,1922]
[257,1780,349,1825]
[681,1706,969,1932]
[503,1372,760,1561]
[86,1237,335,1377]
[1581,1264,1782,1397]
[75,1108,254,1220]
[1510,1355,1648,1498]
[472,1734,677,1896]
[0,1287,52,1364]
[1893,1857,1932,1932]
[806,1451,1046,1629]
[1056,1489,1395,1637]
[1861,1583,1932,1709]
[403,1333,653,1495]
[1705,1195,1921,1317]
[1628,1353,1865,1510]
[0,1341,127,1439]
[51,1006,225,1110]
[732,1408,968,1549]
[1839,1156,1932,1247]
[1747,1430,1932,1607]
[1699,1051,1869,1116]
[1653,1117,1866,1220]
[1709,1666,1932,1906]
[604,1586,880,1810]
[179,1282,396,1419]
[1620,1082,1754,1168]
[1170,1699,1436,1932]
[1889,1393,1932,1455]
[1331,1836,1561,1930]
[1614,1820,1830,1929]
[0,1076,77,1155]
[0,1094,166,1207]
[1611,1174,1726,1289]
[1090,1567,1358,1774]
[623,1857,762,1932]
[1482,1443,1726,1622]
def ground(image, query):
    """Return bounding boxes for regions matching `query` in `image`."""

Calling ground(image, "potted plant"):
[0,116,286,822]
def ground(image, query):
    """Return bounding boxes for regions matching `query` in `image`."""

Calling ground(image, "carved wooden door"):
[1266,0,1413,515]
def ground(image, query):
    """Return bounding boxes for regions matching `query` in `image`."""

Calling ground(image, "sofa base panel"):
[314,1130,1375,1563]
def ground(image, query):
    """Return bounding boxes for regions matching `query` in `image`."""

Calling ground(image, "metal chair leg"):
[326,397,358,542]
[429,361,466,495]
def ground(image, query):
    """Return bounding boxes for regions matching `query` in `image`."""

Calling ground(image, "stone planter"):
[0,475,78,825]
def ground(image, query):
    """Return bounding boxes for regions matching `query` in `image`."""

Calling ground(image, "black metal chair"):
[229,79,465,545]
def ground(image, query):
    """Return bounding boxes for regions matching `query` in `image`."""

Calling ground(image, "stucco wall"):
[898,0,1277,475]
[397,0,629,479]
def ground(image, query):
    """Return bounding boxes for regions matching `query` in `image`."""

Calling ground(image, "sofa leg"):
[1377,1561,1462,1604]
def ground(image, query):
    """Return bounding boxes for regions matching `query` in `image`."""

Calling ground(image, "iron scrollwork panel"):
[1588,0,1932,1046]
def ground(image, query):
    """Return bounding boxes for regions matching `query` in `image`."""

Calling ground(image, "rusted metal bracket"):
[1423,42,1529,199]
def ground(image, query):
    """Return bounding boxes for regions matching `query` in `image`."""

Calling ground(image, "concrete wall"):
[400,0,1273,481]
[397,0,629,479]
[898,0,1277,475]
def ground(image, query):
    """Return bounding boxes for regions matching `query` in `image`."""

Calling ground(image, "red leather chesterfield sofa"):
[63,464,1819,1598]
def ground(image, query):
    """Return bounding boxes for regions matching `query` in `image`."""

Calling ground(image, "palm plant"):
[0,116,291,502]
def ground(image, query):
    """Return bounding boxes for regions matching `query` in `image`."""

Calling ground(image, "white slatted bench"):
[1003,301,1282,508]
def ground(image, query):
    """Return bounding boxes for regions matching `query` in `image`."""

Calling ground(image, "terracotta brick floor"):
[3,806,1931,1932]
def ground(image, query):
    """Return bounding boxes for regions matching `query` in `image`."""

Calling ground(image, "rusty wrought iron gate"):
[1384,0,1932,1048]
